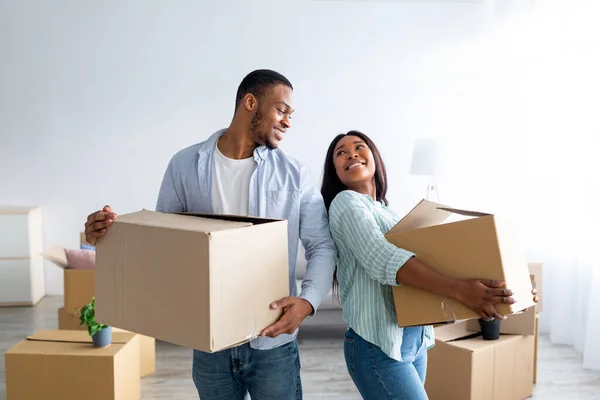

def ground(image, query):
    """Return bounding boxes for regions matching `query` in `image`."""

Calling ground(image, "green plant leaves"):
[78,297,107,336]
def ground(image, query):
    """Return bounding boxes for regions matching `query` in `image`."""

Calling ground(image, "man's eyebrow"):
[276,101,294,112]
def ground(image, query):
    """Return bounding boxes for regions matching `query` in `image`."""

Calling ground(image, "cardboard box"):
[5,329,140,400]
[58,306,86,330]
[41,245,95,312]
[58,307,156,377]
[113,328,156,377]
[465,273,538,335]
[465,306,536,336]
[64,269,95,312]
[425,322,535,400]
[528,262,543,313]
[95,209,290,353]
[534,314,539,384]
[385,200,535,327]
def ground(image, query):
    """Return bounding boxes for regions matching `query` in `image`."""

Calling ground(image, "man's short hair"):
[235,69,293,109]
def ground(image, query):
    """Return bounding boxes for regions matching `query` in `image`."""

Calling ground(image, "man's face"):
[250,84,294,149]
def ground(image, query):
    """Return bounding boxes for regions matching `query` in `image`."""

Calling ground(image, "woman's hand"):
[451,279,515,320]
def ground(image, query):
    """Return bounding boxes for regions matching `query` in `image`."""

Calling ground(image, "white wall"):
[0,0,566,296]
[1,0,517,294]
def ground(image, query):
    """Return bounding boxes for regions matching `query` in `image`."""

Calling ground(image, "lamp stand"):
[426,183,440,202]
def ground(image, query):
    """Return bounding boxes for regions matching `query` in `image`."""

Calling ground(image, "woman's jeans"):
[344,327,429,399]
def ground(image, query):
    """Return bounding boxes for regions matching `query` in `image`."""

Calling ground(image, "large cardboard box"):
[95,210,290,353]
[385,200,535,327]
[57,307,156,377]
[41,245,95,312]
[528,262,543,313]
[4,329,140,400]
[425,322,535,400]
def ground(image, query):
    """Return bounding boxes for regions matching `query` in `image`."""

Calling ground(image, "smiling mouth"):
[346,162,365,171]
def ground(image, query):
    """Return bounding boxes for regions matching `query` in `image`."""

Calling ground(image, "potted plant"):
[478,317,500,340]
[79,297,112,348]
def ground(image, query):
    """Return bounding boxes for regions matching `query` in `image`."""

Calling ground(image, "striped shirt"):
[328,190,435,361]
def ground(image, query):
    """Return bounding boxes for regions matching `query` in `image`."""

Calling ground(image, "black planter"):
[478,318,500,340]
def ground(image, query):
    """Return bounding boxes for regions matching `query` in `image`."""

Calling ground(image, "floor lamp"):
[409,137,439,202]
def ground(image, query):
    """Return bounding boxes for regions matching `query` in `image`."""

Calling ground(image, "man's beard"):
[250,109,277,149]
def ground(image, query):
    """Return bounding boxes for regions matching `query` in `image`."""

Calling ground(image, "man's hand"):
[84,205,117,245]
[259,297,313,338]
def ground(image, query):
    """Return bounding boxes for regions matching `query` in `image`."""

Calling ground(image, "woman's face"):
[332,135,376,189]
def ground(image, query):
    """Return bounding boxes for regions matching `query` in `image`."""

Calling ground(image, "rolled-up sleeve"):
[329,190,414,286]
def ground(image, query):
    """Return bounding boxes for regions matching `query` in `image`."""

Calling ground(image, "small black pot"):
[478,318,500,340]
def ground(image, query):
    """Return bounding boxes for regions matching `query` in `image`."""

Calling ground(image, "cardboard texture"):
[113,328,156,377]
[534,314,539,384]
[425,322,535,400]
[465,306,536,336]
[64,269,95,312]
[5,329,140,400]
[40,245,96,312]
[58,307,156,377]
[58,306,85,330]
[385,200,535,327]
[465,272,538,335]
[528,262,543,313]
[95,209,290,353]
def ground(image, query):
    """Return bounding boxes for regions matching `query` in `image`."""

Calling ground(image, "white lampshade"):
[410,137,438,176]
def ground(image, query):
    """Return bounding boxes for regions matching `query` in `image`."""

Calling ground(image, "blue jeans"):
[344,327,429,400]
[192,339,302,400]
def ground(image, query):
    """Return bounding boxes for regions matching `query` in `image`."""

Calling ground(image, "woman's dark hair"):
[320,130,389,300]
[321,130,389,212]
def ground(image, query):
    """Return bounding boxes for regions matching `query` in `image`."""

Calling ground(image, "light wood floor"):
[1,296,599,399]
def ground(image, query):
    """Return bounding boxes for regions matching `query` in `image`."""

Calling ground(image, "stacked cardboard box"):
[5,330,140,399]
[528,262,543,384]
[41,233,156,377]
[425,315,535,400]
[461,264,543,388]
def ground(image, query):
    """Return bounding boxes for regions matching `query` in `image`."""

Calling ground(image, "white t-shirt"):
[211,142,257,215]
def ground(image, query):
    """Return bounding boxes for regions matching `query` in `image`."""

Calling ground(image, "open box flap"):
[437,207,492,218]
[387,200,492,235]
[40,246,68,269]
[175,211,283,225]
[114,209,253,233]
[27,329,134,344]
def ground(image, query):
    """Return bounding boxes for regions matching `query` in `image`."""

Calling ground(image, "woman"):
[320,131,537,399]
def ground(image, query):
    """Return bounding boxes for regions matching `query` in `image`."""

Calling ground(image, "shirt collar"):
[198,128,268,161]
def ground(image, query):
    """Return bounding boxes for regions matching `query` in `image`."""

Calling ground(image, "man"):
[84,69,337,399]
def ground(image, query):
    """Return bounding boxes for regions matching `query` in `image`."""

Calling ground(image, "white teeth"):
[348,163,362,170]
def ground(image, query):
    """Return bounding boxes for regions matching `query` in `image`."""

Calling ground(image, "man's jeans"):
[192,339,302,400]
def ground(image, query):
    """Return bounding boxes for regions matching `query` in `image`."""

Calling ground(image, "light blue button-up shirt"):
[155,129,337,350]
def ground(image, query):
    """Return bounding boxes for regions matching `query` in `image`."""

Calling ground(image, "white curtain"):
[411,0,600,371]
